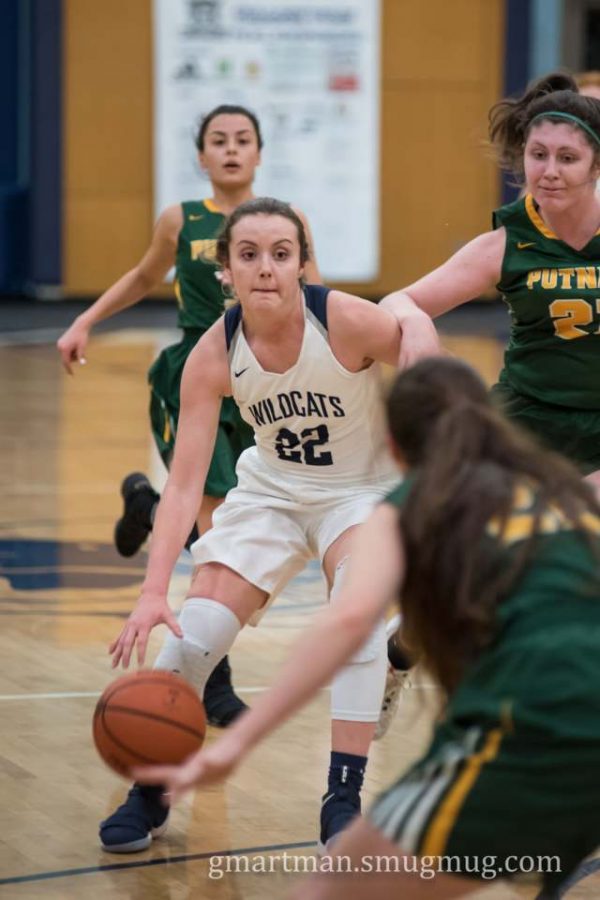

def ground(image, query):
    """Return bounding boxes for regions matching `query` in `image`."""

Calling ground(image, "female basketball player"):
[56,106,320,727]
[137,357,600,898]
[381,72,600,481]
[101,197,404,855]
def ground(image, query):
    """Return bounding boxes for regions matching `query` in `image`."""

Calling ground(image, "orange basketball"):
[93,670,206,778]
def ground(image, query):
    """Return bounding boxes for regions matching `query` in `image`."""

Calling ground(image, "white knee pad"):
[153,597,242,695]
[329,557,388,722]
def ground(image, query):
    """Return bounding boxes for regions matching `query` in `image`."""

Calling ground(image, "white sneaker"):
[374,666,411,741]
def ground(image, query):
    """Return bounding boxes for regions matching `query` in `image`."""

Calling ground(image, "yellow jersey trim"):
[421,728,503,856]
[525,194,558,239]
[203,199,222,214]
[525,193,600,239]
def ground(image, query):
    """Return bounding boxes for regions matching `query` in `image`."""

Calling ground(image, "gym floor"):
[0,299,596,899]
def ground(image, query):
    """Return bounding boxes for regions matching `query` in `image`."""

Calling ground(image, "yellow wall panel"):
[64,0,153,294]
[65,199,159,295]
[64,0,504,298]
[384,0,501,82]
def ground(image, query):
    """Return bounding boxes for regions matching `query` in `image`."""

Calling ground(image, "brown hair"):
[488,70,600,174]
[215,197,310,269]
[387,358,600,694]
[195,104,263,151]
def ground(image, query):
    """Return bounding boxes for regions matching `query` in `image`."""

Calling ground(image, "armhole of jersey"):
[224,304,243,353]
[304,284,330,333]
[491,208,510,291]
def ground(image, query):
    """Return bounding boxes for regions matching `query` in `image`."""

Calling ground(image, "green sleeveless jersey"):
[386,478,600,737]
[174,200,226,331]
[493,194,600,409]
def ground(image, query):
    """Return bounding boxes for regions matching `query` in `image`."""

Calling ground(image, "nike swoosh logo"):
[517,241,535,249]
[234,367,249,377]
[188,214,204,221]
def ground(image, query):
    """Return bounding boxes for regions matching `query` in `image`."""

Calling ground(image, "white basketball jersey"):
[224,285,397,485]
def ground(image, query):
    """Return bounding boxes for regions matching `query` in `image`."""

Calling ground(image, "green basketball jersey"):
[386,479,600,738]
[493,194,600,409]
[174,200,226,331]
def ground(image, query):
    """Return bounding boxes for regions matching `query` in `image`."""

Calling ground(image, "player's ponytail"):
[386,358,600,694]
[488,70,600,174]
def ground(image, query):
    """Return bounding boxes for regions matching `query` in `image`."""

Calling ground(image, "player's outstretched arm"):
[380,228,506,369]
[109,324,230,669]
[326,290,405,369]
[57,205,182,373]
[134,503,404,802]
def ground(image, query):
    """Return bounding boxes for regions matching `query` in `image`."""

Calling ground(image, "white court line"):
[0,684,437,702]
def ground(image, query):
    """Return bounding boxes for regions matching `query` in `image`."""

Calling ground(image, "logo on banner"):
[183,0,222,34]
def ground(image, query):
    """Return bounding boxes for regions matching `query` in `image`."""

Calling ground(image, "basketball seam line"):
[100,704,205,739]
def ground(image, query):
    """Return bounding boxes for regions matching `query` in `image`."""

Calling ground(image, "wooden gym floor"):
[0,305,598,899]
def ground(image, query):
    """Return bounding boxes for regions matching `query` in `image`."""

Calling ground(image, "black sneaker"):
[203,656,249,727]
[114,473,159,557]
[99,784,169,853]
[318,767,362,855]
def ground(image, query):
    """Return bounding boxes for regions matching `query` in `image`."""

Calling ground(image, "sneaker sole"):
[100,817,169,854]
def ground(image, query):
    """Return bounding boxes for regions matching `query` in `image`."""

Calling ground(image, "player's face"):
[199,114,261,187]
[224,214,304,308]
[524,121,599,210]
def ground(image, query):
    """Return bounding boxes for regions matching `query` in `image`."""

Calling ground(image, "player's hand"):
[132,732,247,804]
[109,593,183,668]
[56,319,91,374]
[398,309,443,369]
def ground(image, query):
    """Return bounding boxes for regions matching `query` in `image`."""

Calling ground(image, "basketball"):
[93,670,206,778]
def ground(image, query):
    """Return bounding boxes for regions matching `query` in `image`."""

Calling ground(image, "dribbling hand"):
[109,593,183,668]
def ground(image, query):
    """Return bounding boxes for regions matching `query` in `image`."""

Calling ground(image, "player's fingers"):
[165,611,183,639]
[58,349,74,375]
[108,632,123,654]
[109,636,124,667]
[136,629,150,667]
[120,629,137,669]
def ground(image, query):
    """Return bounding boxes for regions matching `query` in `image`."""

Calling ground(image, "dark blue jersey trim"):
[224,304,243,351]
[224,286,329,350]
[304,284,330,330]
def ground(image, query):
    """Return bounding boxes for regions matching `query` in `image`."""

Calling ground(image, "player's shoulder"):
[156,204,184,243]
[323,291,398,358]
[190,317,227,361]
[456,228,506,270]
[183,318,230,392]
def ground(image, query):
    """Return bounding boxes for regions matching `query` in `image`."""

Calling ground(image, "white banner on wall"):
[153,0,380,281]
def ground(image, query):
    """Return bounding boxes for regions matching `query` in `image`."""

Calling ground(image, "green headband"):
[529,111,600,147]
